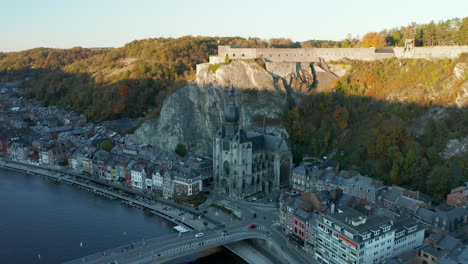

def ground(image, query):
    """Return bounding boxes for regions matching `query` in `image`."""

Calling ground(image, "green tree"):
[426,165,452,201]
[175,143,187,157]
[100,140,114,152]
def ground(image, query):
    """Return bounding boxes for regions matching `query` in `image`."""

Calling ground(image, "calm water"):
[0,168,245,264]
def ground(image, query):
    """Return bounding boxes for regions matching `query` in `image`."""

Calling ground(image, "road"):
[1,159,315,264]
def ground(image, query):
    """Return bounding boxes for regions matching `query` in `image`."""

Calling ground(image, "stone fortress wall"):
[214,45,468,62]
[394,46,468,59]
[205,45,468,78]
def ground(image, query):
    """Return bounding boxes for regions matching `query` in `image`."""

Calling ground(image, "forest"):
[284,55,467,201]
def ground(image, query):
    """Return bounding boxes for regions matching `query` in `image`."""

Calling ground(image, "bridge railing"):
[64,230,270,264]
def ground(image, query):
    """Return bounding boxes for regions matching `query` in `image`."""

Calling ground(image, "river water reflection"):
[0,168,245,264]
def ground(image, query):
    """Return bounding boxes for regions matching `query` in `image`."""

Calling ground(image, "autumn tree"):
[361,32,387,49]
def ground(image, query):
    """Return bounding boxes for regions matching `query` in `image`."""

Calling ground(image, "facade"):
[131,164,146,190]
[162,171,174,199]
[213,88,292,199]
[314,208,425,264]
[447,183,468,207]
[173,168,203,199]
[152,169,164,193]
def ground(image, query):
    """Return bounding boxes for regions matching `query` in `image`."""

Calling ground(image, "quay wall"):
[0,159,223,230]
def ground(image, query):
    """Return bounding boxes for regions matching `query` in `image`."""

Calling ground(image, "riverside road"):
[0,159,315,264]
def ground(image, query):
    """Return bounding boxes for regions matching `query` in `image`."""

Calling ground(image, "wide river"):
[0,168,245,264]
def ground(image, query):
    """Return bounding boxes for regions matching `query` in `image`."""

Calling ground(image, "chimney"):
[331,203,335,214]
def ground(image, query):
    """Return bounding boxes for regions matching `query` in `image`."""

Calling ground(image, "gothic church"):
[213,88,292,199]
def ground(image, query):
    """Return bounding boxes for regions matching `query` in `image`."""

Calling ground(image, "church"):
[213,88,292,199]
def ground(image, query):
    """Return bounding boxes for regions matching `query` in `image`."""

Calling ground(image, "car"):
[195,232,205,238]
[249,224,256,229]
[248,197,257,202]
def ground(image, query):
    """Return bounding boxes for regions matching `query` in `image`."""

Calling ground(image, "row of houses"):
[1,87,212,201]
[285,161,467,263]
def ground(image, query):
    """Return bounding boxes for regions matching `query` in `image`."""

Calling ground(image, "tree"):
[175,143,187,157]
[426,165,452,201]
[100,140,114,152]
[361,32,387,49]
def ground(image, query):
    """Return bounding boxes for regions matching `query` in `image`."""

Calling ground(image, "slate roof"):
[294,208,313,221]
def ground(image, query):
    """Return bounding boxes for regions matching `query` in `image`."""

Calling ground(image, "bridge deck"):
[64,227,269,264]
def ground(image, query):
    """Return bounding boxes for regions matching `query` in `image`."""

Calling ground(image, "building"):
[418,233,468,264]
[213,88,292,199]
[172,168,203,200]
[131,163,147,190]
[152,168,165,194]
[447,183,468,207]
[314,208,425,264]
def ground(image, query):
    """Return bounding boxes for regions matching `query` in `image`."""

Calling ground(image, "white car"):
[195,232,205,238]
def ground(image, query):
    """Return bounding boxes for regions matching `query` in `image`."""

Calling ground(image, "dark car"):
[249,224,256,229]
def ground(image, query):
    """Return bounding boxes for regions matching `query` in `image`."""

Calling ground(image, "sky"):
[1,0,467,52]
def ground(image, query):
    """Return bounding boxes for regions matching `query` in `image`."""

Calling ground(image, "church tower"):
[223,87,239,138]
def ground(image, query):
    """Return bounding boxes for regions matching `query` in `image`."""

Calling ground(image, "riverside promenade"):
[0,158,229,232]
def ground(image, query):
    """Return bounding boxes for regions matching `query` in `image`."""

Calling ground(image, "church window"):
[232,54,235,57]
[242,53,244,56]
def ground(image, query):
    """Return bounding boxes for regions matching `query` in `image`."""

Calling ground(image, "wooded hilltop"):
[0,17,467,201]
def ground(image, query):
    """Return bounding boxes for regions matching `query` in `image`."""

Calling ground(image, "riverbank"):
[0,159,222,232]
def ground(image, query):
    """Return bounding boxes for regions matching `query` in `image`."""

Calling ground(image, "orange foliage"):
[361,32,387,49]
[112,102,126,114]
[119,84,130,97]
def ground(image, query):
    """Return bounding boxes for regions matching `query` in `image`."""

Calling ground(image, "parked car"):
[249,224,256,229]
[195,232,205,238]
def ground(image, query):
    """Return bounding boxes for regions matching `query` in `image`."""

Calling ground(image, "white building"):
[314,208,425,264]
[131,164,146,190]
[152,169,164,192]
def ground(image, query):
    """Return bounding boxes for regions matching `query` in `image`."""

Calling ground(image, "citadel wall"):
[215,45,468,62]
[393,46,468,59]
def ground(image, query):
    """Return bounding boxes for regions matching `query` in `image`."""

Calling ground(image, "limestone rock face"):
[128,61,290,155]
[196,60,276,91]
[287,69,315,93]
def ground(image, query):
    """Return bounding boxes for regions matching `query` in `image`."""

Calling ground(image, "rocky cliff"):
[128,60,316,155]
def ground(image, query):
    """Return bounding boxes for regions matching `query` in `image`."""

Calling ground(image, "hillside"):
[0,37,283,122]
[285,56,468,201]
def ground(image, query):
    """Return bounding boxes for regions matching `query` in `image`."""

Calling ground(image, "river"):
[0,168,245,264]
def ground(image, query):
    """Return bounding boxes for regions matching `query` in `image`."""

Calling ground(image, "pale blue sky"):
[1,0,467,52]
